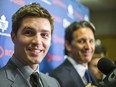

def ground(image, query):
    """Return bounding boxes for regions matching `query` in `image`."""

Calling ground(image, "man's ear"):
[11,32,16,43]
[65,40,72,52]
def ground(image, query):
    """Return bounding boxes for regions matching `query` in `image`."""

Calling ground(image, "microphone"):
[97,57,116,75]
[97,57,116,87]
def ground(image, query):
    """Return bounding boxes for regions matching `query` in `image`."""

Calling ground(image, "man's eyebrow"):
[22,26,51,33]
[41,29,51,32]
[23,26,34,30]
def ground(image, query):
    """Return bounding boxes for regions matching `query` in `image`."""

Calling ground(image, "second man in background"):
[49,21,98,87]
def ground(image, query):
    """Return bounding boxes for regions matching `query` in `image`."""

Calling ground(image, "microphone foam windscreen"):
[97,57,116,75]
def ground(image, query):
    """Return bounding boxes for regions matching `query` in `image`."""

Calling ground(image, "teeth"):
[29,49,42,52]
[31,50,41,52]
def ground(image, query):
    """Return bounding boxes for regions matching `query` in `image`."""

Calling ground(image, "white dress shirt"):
[67,56,89,85]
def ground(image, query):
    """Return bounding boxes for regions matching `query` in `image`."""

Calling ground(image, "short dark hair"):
[65,20,95,55]
[12,3,54,35]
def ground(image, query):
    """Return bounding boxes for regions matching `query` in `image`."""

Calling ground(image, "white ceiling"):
[77,0,116,11]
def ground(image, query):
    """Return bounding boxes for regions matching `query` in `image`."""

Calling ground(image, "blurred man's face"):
[89,58,103,81]
[67,28,95,65]
[11,17,51,65]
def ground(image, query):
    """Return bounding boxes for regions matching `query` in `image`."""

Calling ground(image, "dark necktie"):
[85,70,92,83]
[30,72,42,87]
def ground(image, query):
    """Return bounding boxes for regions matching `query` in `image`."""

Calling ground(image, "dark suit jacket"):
[0,59,60,87]
[49,59,98,87]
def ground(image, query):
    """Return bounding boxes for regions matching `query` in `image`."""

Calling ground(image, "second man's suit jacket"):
[0,59,60,87]
[49,59,98,87]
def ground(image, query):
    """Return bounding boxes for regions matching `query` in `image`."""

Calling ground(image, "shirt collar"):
[11,56,39,79]
[67,56,88,78]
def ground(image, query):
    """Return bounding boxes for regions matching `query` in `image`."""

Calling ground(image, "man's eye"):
[77,39,85,43]
[41,33,49,38]
[25,31,34,36]
[90,40,95,44]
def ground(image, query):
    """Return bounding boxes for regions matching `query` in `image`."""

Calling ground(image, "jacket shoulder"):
[0,66,12,86]
[40,72,60,87]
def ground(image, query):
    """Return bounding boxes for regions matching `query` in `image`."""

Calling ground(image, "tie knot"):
[30,72,39,81]
[30,72,42,87]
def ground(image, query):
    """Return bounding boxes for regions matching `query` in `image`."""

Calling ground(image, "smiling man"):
[0,3,60,87]
[49,21,98,87]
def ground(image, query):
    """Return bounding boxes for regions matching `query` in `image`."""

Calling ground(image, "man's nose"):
[84,42,91,48]
[32,34,42,45]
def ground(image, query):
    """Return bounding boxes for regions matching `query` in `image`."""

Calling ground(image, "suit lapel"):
[5,59,31,87]
[64,59,85,87]
[65,59,98,86]
[5,59,17,82]
[39,73,49,87]
[89,70,98,86]
[11,75,31,87]
[70,70,85,87]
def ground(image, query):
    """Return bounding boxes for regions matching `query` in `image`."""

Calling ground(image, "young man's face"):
[11,17,51,65]
[68,28,95,65]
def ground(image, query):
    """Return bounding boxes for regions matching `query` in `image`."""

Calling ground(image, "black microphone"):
[97,57,116,75]
[97,57,116,87]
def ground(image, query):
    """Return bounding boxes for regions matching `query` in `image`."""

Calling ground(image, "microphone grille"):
[97,57,116,75]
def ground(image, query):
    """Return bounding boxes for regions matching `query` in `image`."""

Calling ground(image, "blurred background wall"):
[0,0,116,73]
[0,0,90,73]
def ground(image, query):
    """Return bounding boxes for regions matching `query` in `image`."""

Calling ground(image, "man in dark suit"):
[0,3,60,87]
[49,21,98,87]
